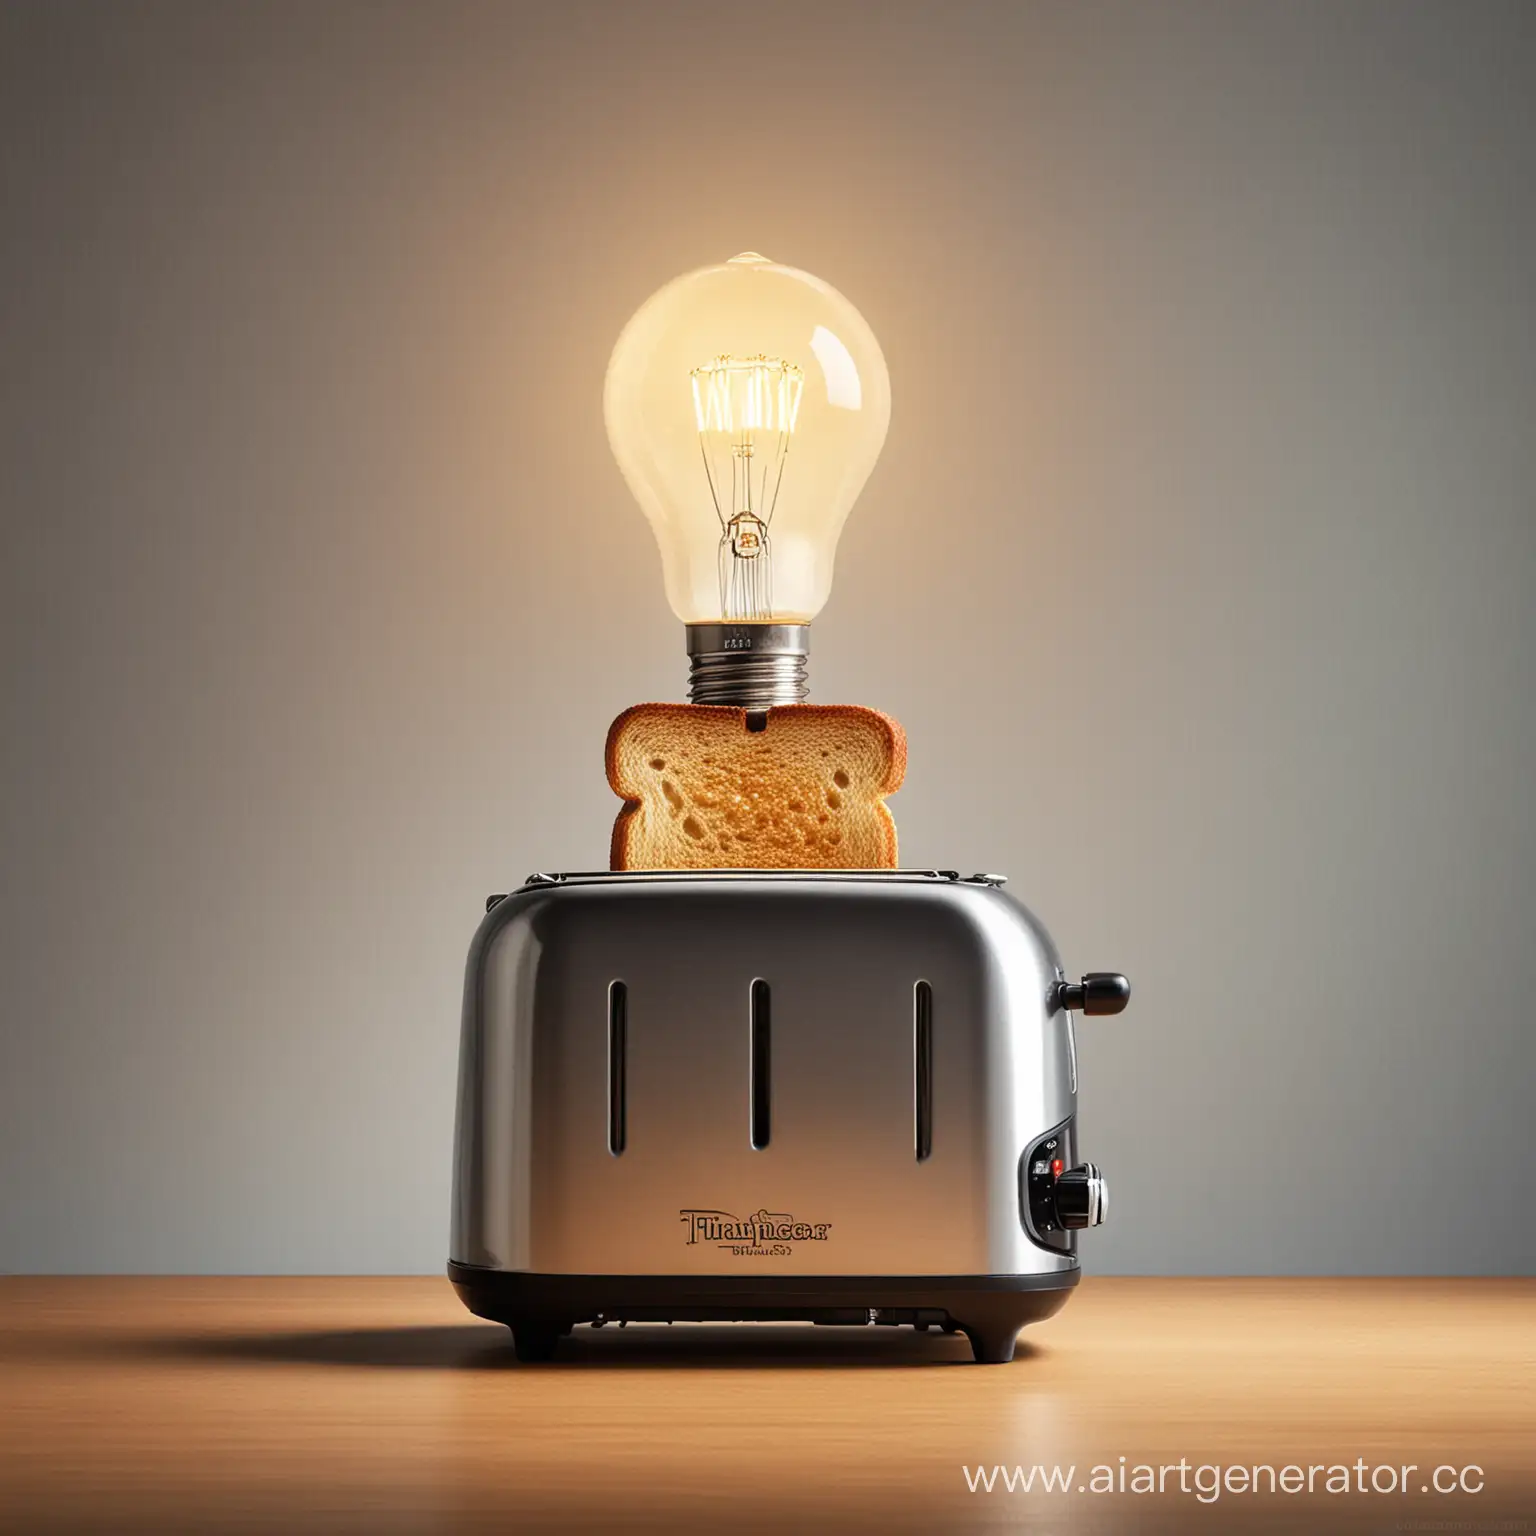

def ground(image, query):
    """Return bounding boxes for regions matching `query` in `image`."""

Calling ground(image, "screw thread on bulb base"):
[685,623,809,709]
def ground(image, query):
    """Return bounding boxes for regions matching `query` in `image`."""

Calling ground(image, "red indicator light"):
[1051,1158,1064,1176]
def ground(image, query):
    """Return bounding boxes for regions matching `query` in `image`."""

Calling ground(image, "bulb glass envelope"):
[605,253,891,624]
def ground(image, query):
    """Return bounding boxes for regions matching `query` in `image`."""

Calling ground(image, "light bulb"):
[605,253,890,706]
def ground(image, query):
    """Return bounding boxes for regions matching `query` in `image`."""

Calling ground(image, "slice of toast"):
[606,703,907,870]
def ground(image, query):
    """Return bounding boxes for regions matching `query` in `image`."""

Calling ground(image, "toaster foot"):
[959,1323,1022,1365]
[508,1320,565,1363]
[948,1290,1054,1363]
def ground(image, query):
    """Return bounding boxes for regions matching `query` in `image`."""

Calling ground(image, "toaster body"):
[449,870,1121,1362]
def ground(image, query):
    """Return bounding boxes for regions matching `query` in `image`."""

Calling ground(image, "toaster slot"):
[750,979,771,1149]
[914,980,933,1161]
[607,981,627,1156]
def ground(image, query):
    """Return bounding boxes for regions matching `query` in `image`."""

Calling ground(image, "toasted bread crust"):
[605,703,907,871]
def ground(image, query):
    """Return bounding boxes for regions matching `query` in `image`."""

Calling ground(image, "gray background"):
[2,0,1532,1276]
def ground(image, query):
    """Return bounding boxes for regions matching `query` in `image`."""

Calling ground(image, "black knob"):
[1056,972,1130,1015]
[1053,1162,1109,1228]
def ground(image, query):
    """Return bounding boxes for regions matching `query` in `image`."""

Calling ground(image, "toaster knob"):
[1056,972,1131,1015]
[1053,1163,1109,1228]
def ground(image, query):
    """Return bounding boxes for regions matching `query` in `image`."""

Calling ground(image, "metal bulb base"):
[685,623,810,709]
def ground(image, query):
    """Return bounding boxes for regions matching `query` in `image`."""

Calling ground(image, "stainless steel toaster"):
[448,869,1128,1363]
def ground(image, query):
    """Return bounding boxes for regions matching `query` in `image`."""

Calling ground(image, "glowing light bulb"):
[605,252,890,705]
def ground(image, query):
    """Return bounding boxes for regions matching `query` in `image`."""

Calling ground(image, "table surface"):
[2,1276,1530,1533]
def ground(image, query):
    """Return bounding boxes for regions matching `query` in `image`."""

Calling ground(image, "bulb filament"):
[690,355,803,620]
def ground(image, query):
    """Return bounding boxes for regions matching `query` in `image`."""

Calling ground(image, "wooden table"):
[2,1277,1530,1532]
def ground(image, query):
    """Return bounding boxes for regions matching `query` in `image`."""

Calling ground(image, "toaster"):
[448,869,1128,1364]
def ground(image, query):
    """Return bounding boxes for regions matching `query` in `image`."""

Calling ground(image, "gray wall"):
[2,0,1532,1276]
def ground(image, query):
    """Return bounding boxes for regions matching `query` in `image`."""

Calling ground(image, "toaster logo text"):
[678,1208,832,1257]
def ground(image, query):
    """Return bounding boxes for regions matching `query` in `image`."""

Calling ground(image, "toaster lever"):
[1056,972,1130,1015]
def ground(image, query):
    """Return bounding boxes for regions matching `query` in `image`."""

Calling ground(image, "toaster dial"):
[1023,1120,1078,1253]
[1052,1162,1109,1229]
